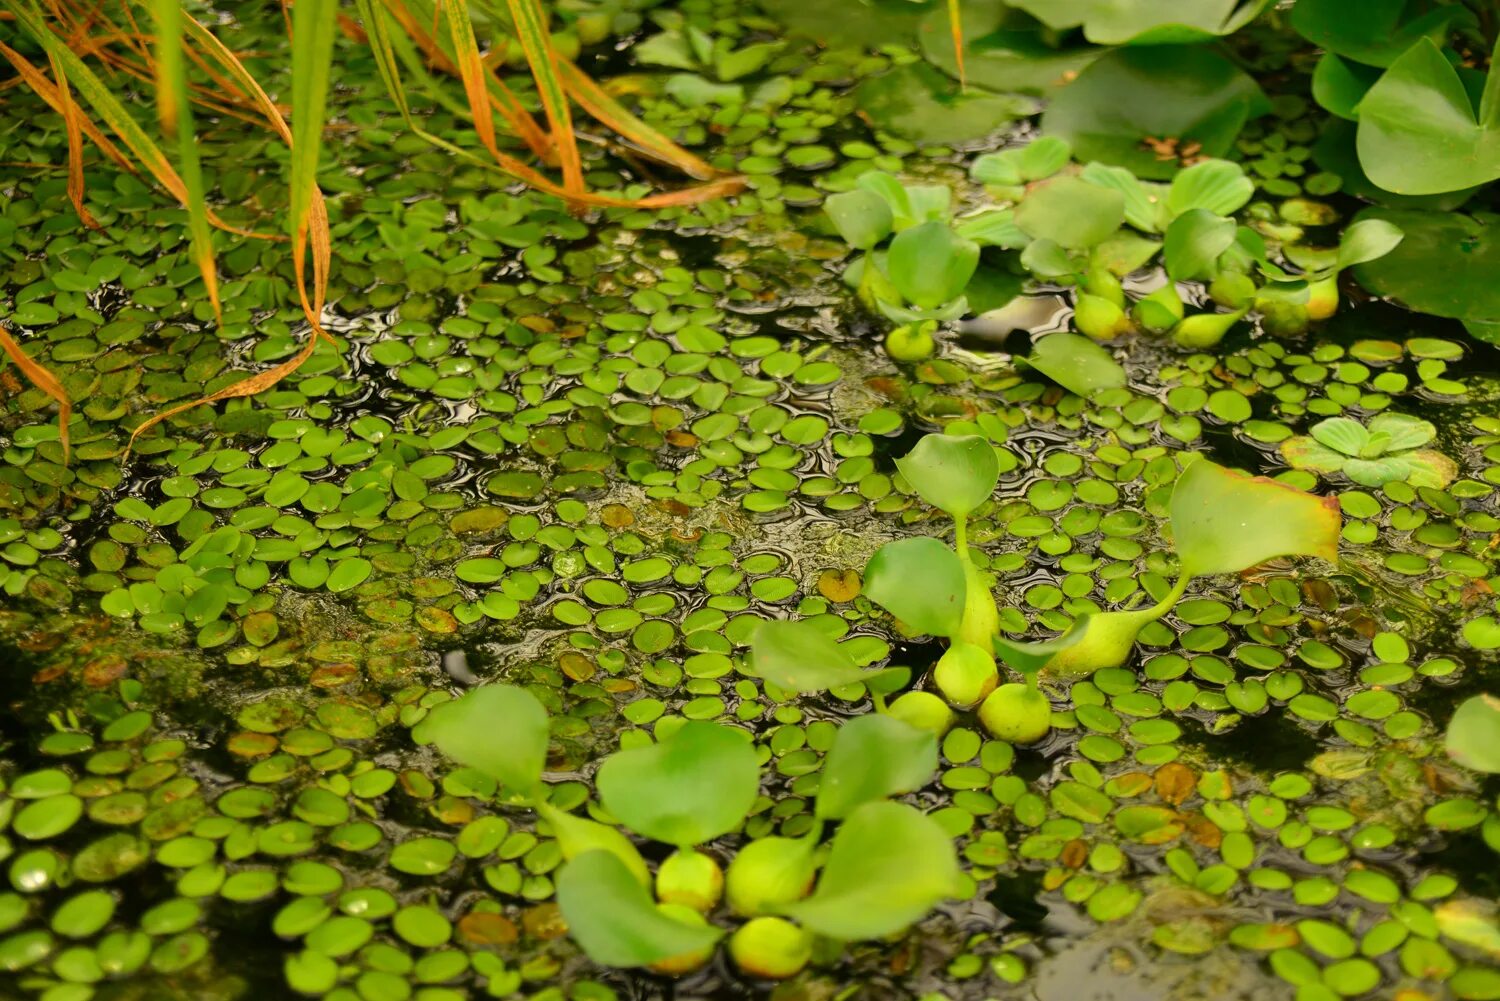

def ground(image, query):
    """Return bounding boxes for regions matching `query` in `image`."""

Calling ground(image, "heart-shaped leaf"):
[1164,209,1237,281]
[749,620,873,693]
[863,537,967,638]
[1021,333,1128,397]
[1352,209,1500,324]
[596,722,760,847]
[781,801,959,940]
[895,434,1000,519]
[1014,177,1125,249]
[412,684,548,794]
[1041,45,1268,179]
[886,221,980,310]
[1290,0,1473,68]
[1356,38,1500,196]
[556,851,724,967]
[1168,458,1341,578]
[816,715,939,820]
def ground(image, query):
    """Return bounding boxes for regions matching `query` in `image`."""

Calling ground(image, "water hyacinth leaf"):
[886,221,980,309]
[1335,218,1404,271]
[1289,0,1474,68]
[895,434,999,519]
[1164,209,1237,281]
[1036,608,1166,677]
[825,190,893,250]
[816,715,939,820]
[1021,333,1128,397]
[749,620,870,693]
[1014,176,1125,248]
[556,851,723,967]
[1078,162,1164,232]
[1312,52,1380,120]
[536,802,650,887]
[863,537,967,637]
[1041,45,1269,179]
[1010,0,1271,45]
[971,135,1072,186]
[1166,159,1254,219]
[596,722,760,846]
[782,801,960,940]
[1351,209,1500,325]
[994,616,1092,674]
[412,684,548,793]
[1356,38,1500,196]
[1168,458,1340,578]
[1445,695,1500,774]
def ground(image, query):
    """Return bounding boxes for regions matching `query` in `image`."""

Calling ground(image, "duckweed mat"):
[1,1,1499,999]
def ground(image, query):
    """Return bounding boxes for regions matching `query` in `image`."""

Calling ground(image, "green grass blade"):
[150,0,221,324]
[289,0,337,245]
[505,0,583,196]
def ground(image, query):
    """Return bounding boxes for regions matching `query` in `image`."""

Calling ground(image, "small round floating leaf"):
[863,538,966,637]
[555,850,723,968]
[782,801,960,940]
[596,722,759,847]
[1168,458,1340,578]
[412,685,548,793]
[895,434,999,519]
[816,715,939,821]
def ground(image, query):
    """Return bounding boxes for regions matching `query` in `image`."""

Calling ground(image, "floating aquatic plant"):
[1281,413,1456,488]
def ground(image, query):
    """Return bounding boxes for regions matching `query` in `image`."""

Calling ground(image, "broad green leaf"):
[1445,695,1500,773]
[536,802,650,886]
[556,851,723,967]
[825,190,893,250]
[816,715,938,820]
[1309,417,1369,457]
[288,0,337,242]
[1335,218,1403,271]
[749,620,870,693]
[954,210,1027,248]
[1020,238,1080,278]
[895,433,999,518]
[853,62,1038,144]
[1163,209,1237,281]
[887,221,980,309]
[413,684,548,793]
[971,136,1072,187]
[1311,120,1479,210]
[1168,457,1341,578]
[1014,176,1125,249]
[1365,412,1434,452]
[596,722,760,847]
[1078,162,1164,232]
[1021,333,1128,397]
[1290,0,1473,68]
[1041,45,1268,179]
[1351,209,1500,324]
[863,537,967,637]
[782,801,959,940]
[1356,38,1500,196]
[1311,52,1379,120]
[1009,0,1270,45]
[919,1,1101,94]
[1165,159,1253,219]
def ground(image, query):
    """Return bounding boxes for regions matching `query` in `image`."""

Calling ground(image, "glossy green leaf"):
[863,538,966,638]
[1445,695,1500,774]
[1290,0,1473,68]
[825,190,893,250]
[896,434,1000,518]
[1014,176,1125,248]
[816,715,938,820]
[1164,209,1236,281]
[749,620,871,693]
[1312,52,1380,120]
[412,684,548,793]
[1021,333,1128,397]
[1335,218,1404,271]
[536,802,650,887]
[1351,209,1500,324]
[1041,45,1268,179]
[1356,38,1500,196]
[782,801,959,940]
[1168,458,1341,578]
[887,221,980,309]
[556,851,723,967]
[596,722,759,846]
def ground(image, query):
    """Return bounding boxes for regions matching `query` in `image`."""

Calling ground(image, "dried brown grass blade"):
[0,323,71,464]
[46,48,101,228]
[557,56,717,181]
[0,40,133,171]
[505,0,583,198]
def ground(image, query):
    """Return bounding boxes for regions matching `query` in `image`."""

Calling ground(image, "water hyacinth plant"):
[414,683,960,976]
